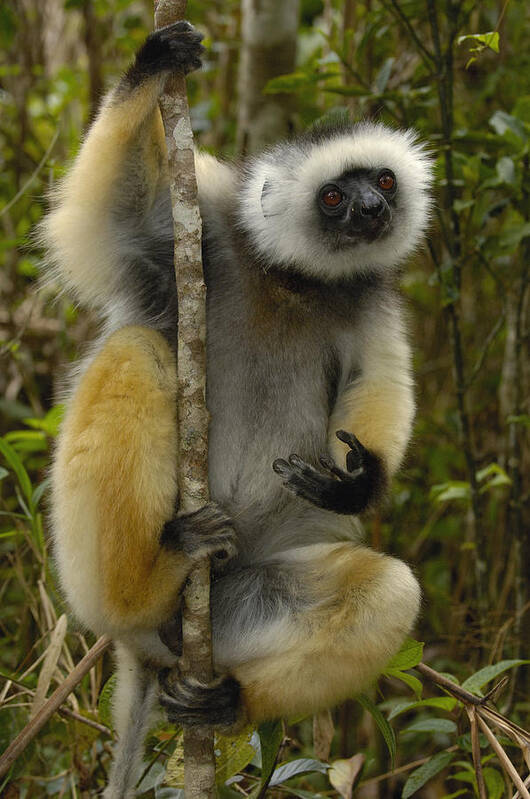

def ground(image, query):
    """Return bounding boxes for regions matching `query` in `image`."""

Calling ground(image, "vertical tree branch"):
[237,0,300,154]
[426,0,487,629]
[153,2,216,797]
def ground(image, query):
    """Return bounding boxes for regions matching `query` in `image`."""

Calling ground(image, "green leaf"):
[507,414,530,428]
[386,639,424,671]
[375,58,394,93]
[457,32,499,53]
[258,720,283,785]
[402,752,455,798]
[482,767,504,799]
[24,405,64,436]
[499,222,530,251]
[430,481,471,504]
[496,157,516,184]
[213,726,257,785]
[388,697,457,721]
[269,758,328,786]
[357,695,396,768]
[264,71,335,93]
[461,660,530,695]
[0,437,33,507]
[402,718,457,735]
[384,669,423,698]
[4,430,47,454]
[31,478,51,508]
[0,467,9,480]
[489,110,527,140]
[98,674,116,728]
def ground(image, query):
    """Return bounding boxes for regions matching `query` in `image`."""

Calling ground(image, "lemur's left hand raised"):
[273,430,386,515]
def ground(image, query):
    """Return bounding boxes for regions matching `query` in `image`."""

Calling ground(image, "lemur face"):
[317,168,398,247]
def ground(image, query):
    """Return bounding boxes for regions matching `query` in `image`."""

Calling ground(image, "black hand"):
[159,670,240,728]
[126,21,205,87]
[160,502,237,572]
[272,430,386,515]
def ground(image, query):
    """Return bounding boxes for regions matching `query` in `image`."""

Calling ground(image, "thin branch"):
[467,706,487,799]
[359,746,459,787]
[57,706,111,736]
[417,662,530,797]
[478,717,530,799]
[0,635,112,778]
[378,0,435,69]
[0,129,59,217]
[465,312,505,389]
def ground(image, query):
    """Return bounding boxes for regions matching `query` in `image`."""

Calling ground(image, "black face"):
[317,168,397,246]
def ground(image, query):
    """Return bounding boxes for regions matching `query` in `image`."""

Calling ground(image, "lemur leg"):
[53,326,235,636]
[103,645,158,799]
[160,544,420,725]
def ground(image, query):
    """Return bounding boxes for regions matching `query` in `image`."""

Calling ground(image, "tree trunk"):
[237,0,300,155]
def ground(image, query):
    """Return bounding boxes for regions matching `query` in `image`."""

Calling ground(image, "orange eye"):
[322,189,343,207]
[378,172,395,191]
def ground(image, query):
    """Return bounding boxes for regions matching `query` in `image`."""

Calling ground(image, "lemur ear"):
[260,179,287,219]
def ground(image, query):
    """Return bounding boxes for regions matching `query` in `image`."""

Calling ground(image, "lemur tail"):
[103,645,158,799]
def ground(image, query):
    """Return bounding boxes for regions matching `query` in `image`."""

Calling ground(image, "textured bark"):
[237,0,300,154]
[154,2,216,797]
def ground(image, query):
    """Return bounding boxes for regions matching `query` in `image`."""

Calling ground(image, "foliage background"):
[0,0,528,796]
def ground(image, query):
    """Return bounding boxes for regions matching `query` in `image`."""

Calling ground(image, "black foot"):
[126,21,204,87]
[160,502,237,572]
[272,430,386,514]
[159,670,240,727]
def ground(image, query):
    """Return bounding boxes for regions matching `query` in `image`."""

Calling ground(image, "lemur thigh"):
[214,544,420,722]
[52,326,188,635]
[329,302,414,478]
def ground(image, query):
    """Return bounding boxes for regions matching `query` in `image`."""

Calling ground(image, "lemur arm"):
[273,298,414,515]
[328,298,415,483]
[42,23,205,315]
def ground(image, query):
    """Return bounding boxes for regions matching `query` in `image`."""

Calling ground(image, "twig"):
[467,706,487,799]
[478,717,530,799]
[57,706,111,736]
[0,129,59,217]
[513,774,530,799]
[379,0,435,69]
[359,746,459,787]
[0,635,111,778]
[465,312,505,389]
[417,661,530,796]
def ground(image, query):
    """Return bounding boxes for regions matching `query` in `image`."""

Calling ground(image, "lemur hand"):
[273,430,386,515]
[160,502,237,572]
[129,21,204,82]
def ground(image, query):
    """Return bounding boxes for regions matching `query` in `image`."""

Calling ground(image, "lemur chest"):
[204,266,354,508]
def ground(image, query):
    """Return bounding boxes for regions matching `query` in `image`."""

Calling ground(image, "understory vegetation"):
[0,0,528,796]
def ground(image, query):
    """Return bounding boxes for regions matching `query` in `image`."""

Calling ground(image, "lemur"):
[41,21,431,798]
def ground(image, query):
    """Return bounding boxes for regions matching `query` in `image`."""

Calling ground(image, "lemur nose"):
[360,197,385,218]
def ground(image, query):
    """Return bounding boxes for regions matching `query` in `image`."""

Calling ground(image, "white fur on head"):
[238,122,434,280]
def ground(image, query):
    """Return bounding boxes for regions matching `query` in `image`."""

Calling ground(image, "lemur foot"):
[160,502,237,572]
[273,429,386,514]
[126,21,204,86]
[159,670,241,727]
